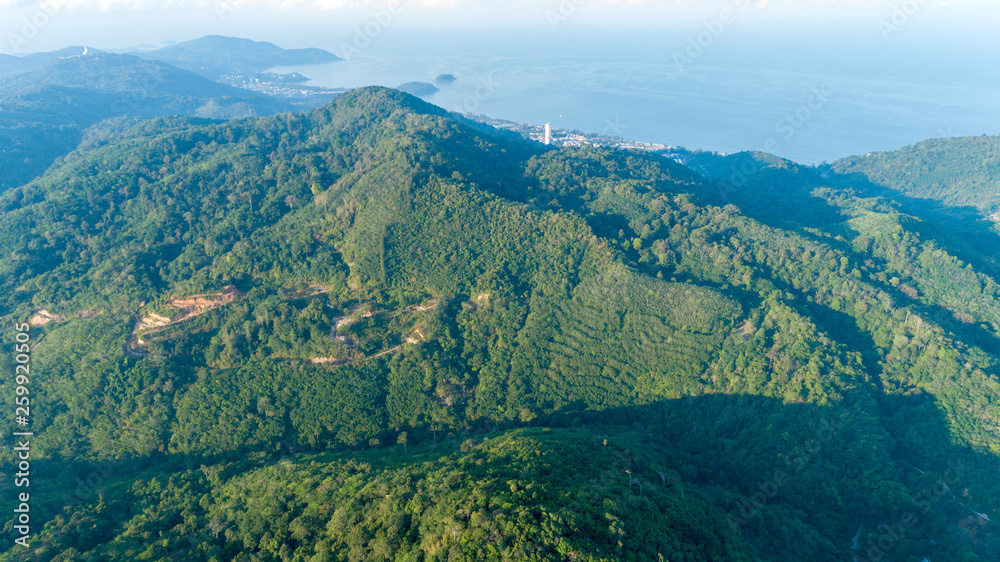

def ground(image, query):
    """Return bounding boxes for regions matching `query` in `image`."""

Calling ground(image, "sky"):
[1,0,998,54]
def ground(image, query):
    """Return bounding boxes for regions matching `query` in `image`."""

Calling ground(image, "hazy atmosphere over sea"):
[272,25,1000,164]
[4,2,998,163]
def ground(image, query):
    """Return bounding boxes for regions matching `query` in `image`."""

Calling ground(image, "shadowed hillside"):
[0,87,997,561]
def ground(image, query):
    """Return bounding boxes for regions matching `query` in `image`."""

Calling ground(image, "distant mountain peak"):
[133,35,341,79]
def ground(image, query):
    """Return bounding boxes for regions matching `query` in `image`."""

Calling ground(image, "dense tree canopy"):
[0,87,997,561]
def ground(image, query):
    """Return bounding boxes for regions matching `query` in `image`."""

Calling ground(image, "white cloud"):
[0,0,980,9]
[0,0,993,19]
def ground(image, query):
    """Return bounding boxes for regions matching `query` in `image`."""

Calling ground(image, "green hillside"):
[0,87,998,561]
[831,136,1000,215]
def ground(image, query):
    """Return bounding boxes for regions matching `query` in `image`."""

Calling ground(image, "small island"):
[434,73,457,84]
[397,81,439,97]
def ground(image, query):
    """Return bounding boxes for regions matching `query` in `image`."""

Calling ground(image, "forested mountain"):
[1,87,998,561]
[133,35,341,79]
[830,135,1000,215]
[0,48,331,192]
[0,48,95,78]
[0,49,274,99]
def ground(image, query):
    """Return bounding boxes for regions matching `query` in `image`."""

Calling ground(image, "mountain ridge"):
[132,35,341,79]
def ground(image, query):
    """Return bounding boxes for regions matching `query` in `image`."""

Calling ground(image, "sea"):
[270,24,1000,165]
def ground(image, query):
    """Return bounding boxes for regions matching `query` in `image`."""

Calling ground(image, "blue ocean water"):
[271,26,1000,165]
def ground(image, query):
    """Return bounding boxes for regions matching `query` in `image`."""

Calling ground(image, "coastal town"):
[218,72,347,99]
[466,114,674,153]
